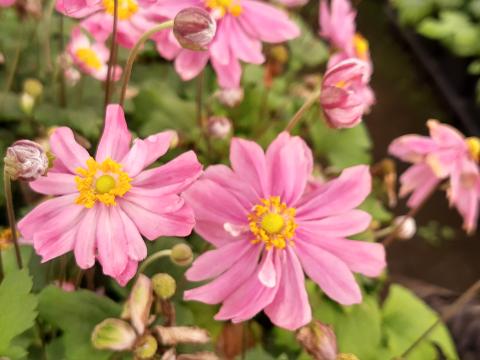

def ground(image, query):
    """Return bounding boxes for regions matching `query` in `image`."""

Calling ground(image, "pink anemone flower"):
[18,105,202,285]
[183,132,386,330]
[0,0,15,7]
[152,0,300,88]
[56,0,159,48]
[389,120,480,234]
[67,27,121,81]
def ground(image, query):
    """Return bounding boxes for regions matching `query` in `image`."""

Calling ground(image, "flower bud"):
[65,68,81,87]
[215,87,244,107]
[207,116,232,139]
[152,273,176,300]
[170,243,193,266]
[320,59,370,129]
[155,326,211,345]
[4,140,49,181]
[296,321,338,360]
[91,318,136,351]
[23,78,43,98]
[337,354,359,360]
[20,93,35,115]
[393,216,416,240]
[129,274,153,335]
[170,131,179,149]
[134,334,158,359]
[269,45,289,64]
[173,7,216,51]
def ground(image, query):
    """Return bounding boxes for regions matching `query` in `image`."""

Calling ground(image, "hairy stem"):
[119,20,174,106]
[138,249,172,274]
[285,88,321,133]
[3,171,22,268]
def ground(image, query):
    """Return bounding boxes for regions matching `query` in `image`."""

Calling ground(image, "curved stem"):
[400,278,480,358]
[285,87,321,133]
[3,171,22,268]
[138,249,172,274]
[119,20,174,107]
[103,0,118,111]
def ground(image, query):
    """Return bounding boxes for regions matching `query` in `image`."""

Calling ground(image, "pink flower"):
[56,0,160,48]
[319,0,356,52]
[67,27,121,81]
[183,132,386,330]
[320,58,371,129]
[18,105,202,285]
[389,120,480,233]
[0,0,15,7]
[152,1,300,88]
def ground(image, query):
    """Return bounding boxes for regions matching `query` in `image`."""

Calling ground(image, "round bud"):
[173,7,216,51]
[4,140,49,181]
[134,334,158,359]
[170,243,193,266]
[23,78,43,98]
[207,116,232,139]
[216,87,244,107]
[20,93,35,115]
[393,216,416,240]
[152,273,176,300]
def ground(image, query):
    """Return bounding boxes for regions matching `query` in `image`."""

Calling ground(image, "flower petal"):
[388,135,437,163]
[50,127,90,174]
[30,172,78,195]
[298,210,371,237]
[174,50,209,81]
[74,205,99,269]
[96,105,131,163]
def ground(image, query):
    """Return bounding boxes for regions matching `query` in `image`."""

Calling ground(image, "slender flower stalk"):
[104,0,119,111]
[119,20,174,106]
[400,278,480,358]
[138,249,172,274]
[58,15,67,108]
[3,170,23,268]
[285,87,321,133]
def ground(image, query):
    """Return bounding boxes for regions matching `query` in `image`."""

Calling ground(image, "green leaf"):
[382,284,458,359]
[391,0,435,25]
[0,269,38,356]
[38,286,122,360]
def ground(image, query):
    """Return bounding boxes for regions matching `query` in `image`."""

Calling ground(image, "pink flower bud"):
[207,116,232,139]
[320,59,370,129]
[215,87,244,107]
[173,7,216,51]
[296,321,338,360]
[4,140,49,181]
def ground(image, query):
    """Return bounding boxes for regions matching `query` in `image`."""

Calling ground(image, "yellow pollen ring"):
[466,137,480,163]
[353,33,369,60]
[103,0,139,20]
[205,0,242,17]
[248,196,297,251]
[75,48,103,70]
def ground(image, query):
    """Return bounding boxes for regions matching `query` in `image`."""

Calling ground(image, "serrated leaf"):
[0,269,38,356]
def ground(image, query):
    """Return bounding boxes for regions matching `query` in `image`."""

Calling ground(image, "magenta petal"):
[30,172,78,195]
[96,105,132,162]
[74,205,99,269]
[295,239,362,305]
[50,127,90,174]
[186,240,251,281]
[184,245,261,304]
[265,248,311,330]
[298,209,372,237]
[297,165,371,220]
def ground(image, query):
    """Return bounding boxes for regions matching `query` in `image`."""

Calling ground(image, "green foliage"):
[38,286,122,360]
[391,0,435,25]
[0,269,38,359]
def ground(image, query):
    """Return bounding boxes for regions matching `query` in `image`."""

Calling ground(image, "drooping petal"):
[265,248,311,330]
[427,119,466,148]
[74,205,99,269]
[298,209,371,237]
[118,208,147,261]
[211,51,242,89]
[96,105,131,163]
[30,172,78,195]
[388,135,437,163]
[399,163,440,208]
[116,259,138,286]
[295,239,362,305]
[174,50,209,81]
[49,127,90,174]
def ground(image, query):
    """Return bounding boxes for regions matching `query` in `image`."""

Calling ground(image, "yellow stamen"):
[75,157,132,208]
[466,137,480,162]
[103,0,139,20]
[0,228,14,251]
[205,0,242,17]
[248,196,297,250]
[75,48,103,70]
[353,33,369,61]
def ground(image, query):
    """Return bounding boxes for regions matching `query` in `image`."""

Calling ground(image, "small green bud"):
[20,93,35,115]
[152,273,176,300]
[23,78,43,98]
[134,334,158,359]
[337,354,359,360]
[170,243,193,266]
[91,318,136,351]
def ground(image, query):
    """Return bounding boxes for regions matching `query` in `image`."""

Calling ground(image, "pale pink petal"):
[399,163,440,208]
[209,20,231,66]
[211,52,242,89]
[227,17,264,64]
[427,119,466,148]
[56,0,101,17]
[123,191,184,215]
[265,248,311,330]
[80,13,112,43]
[193,219,248,247]
[118,209,147,261]
[295,239,362,305]
[116,259,138,286]
[74,205,99,269]
[298,209,371,237]
[96,104,131,162]
[30,172,78,195]
[388,135,437,163]
[50,127,90,174]
[258,250,277,288]
[174,50,209,81]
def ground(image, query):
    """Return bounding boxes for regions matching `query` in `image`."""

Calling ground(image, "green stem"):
[3,171,22,269]
[119,20,174,106]
[138,249,172,274]
[103,0,118,111]
[400,279,480,358]
[284,87,321,133]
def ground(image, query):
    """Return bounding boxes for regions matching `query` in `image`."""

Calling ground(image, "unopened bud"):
[170,131,179,149]
[91,318,136,351]
[207,116,232,139]
[20,93,35,115]
[337,354,359,360]
[0,52,4,65]
[65,68,81,87]
[152,273,176,300]
[155,326,210,346]
[170,243,193,266]
[296,321,338,360]
[393,216,416,240]
[4,140,49,181]
[173,8,216,51]
[269,45,289,64]
[216,87,244,107]
[23,78,43,98]
[134,334,158,359]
